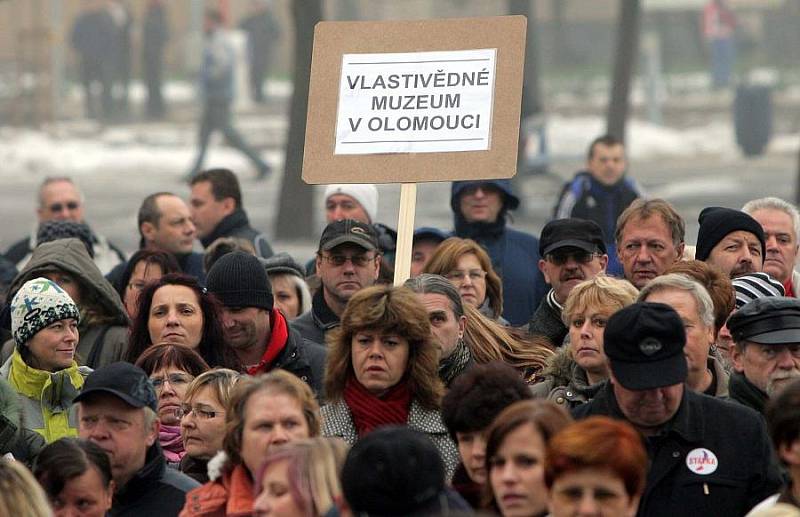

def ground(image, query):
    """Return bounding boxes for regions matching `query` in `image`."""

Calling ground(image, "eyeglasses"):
[48,201,80,213]
[177,404,222,420]
[150,373,193,391]
[321,254,376,267]
[546,250,598,266]
[445,269,487,282]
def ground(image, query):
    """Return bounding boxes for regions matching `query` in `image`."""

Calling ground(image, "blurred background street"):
[0,0,799,264]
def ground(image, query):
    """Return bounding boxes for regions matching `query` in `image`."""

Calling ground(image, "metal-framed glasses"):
[445,269,487,282]
[150,373,193,392]
[176,404,222,420]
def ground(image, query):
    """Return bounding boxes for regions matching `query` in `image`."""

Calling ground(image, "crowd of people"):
[2,131,800,517]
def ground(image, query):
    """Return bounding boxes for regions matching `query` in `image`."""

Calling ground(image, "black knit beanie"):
[206,251,273,310]
[695,207,766,262]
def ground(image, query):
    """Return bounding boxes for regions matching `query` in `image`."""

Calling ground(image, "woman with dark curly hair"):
[126,273,237,369]
[441,362,533,508]
[320,284,459,480]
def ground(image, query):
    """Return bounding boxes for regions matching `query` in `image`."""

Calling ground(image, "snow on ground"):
[0,113,796,180]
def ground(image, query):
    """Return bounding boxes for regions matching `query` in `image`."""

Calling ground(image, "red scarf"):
[247,310,289,376]
[785,278,795,298]
[343,377,411,437]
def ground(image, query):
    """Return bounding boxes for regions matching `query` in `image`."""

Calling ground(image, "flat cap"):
[727,297,800,345]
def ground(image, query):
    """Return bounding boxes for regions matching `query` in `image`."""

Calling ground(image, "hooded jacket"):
[1,238,129,369]
[451,180,548,326]
[0,375,45,465]
[0,349,90,442]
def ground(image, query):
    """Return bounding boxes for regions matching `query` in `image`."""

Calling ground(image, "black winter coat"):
[290,289,339,347]
[527,290,567,347]
[573,382,782,517]
[199,209,274,259]
[111,443,199,516]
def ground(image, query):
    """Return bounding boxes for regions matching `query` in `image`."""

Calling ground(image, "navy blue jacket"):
[553,171,644,276]
[451,180,547,326]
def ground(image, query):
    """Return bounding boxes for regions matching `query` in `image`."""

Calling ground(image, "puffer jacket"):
[0,349,90,443]
[2,238,129,369]
[530,346,604,409]
[0,375,45,465]
[321,399,460,482]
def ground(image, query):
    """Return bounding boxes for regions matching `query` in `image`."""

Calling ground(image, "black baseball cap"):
[318,219,379,252]
[604,302,687,390]
[74,362,158,411]
[727,297,800,345]
[539,218,607,257]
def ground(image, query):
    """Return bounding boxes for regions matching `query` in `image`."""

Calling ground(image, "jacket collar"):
[593,381,702,443]
[115,443,167,505]
[728,370,768,414]
[312,289,341,330]
[324,399,448,442]
[199,209,250,248]
[6,350,85,411]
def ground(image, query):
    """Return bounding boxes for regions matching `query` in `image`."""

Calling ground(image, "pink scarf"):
[159,424,186,464]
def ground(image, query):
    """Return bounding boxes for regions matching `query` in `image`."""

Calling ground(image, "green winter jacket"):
[1,349,91,443]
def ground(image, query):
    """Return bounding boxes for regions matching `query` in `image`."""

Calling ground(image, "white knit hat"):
[10,277,80,345]
[323,184,378,224]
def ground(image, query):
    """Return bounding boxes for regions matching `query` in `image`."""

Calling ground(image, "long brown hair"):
[463,303,554,381]
[324,285,443,409]
[423,237,503,319]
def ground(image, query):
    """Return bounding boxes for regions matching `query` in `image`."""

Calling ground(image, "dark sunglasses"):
[546,250,598,266]
[48,202,80,212]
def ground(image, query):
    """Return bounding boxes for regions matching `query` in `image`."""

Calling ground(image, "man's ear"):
[731,344,746,373]
[140,222,156,244]
[779,440,800,467]
[538,259,551,284]
[221,197,236,215]
[598,254,609,272]
[675,242,686,261]
[144,417,159,447]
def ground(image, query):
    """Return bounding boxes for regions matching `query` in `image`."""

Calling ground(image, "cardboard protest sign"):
[303,16,526,184]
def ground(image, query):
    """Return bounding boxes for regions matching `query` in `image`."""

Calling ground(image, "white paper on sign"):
[334,49,497,155]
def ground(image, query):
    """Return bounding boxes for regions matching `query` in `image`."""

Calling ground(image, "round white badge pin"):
[685,448,718,475]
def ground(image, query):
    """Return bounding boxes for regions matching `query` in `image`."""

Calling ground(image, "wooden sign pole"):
[393,183,417,286]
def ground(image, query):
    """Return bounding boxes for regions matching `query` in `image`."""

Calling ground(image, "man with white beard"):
[727,297,800,415]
